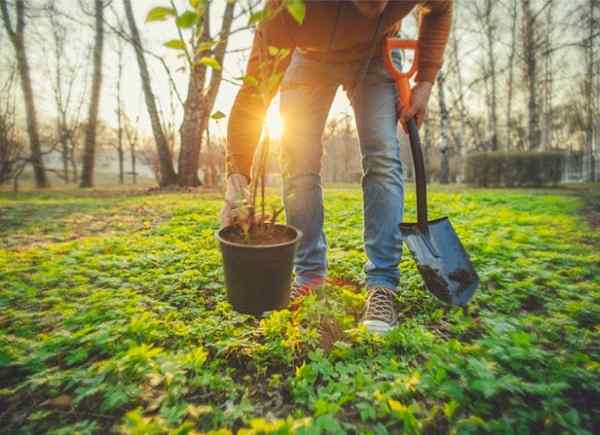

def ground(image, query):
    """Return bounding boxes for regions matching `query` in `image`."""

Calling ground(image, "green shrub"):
[465,151,565,187]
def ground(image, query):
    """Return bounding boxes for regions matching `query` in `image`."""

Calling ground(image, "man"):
[221,0,452,334]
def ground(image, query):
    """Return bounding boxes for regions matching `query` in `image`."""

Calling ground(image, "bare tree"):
[113,28,125,184]
[540,1,554,150]
[437,71,450,184]
[504,0,518,149]
[123,113,139,184]
[47,6,89,184]
[471,0,499,150]
[80,0,106,187]
[1,0,49,187]
[522,0,542,150]
[177,0,237,187]
[583,0,599,181]
[0,65,27,188]
[122,0,177,186]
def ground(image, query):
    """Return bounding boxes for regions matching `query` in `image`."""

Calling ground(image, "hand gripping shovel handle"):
[383,38,428,232]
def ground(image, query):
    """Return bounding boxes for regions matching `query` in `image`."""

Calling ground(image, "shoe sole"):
[362,319,397,335]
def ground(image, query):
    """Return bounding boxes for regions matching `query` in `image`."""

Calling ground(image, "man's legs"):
[349,56,405,292]
[280,53,339,288]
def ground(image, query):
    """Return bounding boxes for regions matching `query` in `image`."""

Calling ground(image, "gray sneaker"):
[289,282,317,309]
[361,287,399,335]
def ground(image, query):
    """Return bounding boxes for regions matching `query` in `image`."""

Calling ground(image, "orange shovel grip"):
[383,38,419,113]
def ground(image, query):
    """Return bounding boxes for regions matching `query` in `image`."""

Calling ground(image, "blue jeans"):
[280,51,404,291]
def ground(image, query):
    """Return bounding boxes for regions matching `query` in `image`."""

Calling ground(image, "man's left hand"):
[398,81,433,134]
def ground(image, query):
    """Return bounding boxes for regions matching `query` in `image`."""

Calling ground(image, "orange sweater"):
[226,0,453,178]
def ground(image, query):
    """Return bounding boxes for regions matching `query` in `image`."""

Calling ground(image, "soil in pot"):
[220,224,294,245]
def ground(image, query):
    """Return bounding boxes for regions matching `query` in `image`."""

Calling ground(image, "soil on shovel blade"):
[221,225,294,246]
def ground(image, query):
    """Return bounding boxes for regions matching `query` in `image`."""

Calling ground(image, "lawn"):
[0,186,599,434]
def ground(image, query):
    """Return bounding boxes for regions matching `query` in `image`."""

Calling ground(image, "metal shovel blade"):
[400,218,479,305]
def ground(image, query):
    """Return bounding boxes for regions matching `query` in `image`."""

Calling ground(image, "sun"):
[265,103,284,140]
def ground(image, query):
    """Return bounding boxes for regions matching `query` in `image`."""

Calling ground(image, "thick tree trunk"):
[123,0,177,186]
[80,0,104,188]
[522,0,541,150]
[1,0,48,187]
[437,72,450,184]
[177,1,235,187]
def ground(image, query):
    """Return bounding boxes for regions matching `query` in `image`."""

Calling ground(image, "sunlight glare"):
[265,103,284,140]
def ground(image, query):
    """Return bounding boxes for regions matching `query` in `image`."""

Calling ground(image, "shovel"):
[383,38,479,306]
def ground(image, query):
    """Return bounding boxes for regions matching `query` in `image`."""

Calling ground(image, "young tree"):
[1,0,48,187]
[80,0,106,187]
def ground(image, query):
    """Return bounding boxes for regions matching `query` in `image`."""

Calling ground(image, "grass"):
[0,185,599,434]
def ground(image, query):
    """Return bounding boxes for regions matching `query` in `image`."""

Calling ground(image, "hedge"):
[465,151,565,187]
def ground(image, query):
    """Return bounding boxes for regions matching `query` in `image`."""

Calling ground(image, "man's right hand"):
[220,174,249,229]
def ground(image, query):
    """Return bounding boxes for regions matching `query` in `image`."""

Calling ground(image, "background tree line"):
[0,0,598,190]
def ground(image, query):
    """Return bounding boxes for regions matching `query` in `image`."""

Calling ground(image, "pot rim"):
[215,223,303,249]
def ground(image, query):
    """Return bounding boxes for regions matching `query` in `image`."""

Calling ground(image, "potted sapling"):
[215,133,302,316]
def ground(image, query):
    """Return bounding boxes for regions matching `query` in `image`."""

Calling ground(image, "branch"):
[0,0,17,44]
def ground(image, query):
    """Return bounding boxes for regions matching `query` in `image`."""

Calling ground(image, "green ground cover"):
[1,186,599,434]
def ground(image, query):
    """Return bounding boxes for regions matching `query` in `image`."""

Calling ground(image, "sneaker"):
[289,282,317,308]
[361,287,399,335]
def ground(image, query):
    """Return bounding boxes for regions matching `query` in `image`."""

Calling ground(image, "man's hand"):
[219,174,249,229]
[398,81,433,134]
[352,0,388,18]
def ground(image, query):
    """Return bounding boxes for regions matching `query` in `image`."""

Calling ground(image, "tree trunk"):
[505,0,518,150]
[80,0,104,188]
[177,1,236,187]
[1,0,48,187]
[484,0,498,150]
[585,0,596,181]
[522,0,541,150]
[116,35,125,184]
[437,71,450,185]
[123,0,177,186]
[541,2,554,150]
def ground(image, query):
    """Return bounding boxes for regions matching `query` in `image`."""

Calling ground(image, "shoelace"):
[365,287,397,324]
[290,284,313,303]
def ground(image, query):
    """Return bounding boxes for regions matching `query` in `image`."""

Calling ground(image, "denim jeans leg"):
[280,53,339,287]
[349,57,404,291]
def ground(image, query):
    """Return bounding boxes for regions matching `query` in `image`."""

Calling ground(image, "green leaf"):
[211,111,226,120]
[199,56,221,70]
[176,10,198,29]
[249,9,267,25]
[195,40,218,53]
[145,6,176,23]
[287,0,306,24]
[164,39,187,50]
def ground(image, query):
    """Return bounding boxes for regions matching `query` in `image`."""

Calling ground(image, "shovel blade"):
[400,217,479,306]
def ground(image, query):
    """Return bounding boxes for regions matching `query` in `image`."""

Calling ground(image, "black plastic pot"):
[215,224,302,316]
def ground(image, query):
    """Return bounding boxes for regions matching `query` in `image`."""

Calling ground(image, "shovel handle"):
[383,38,429,231]
[383,38,419,113]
